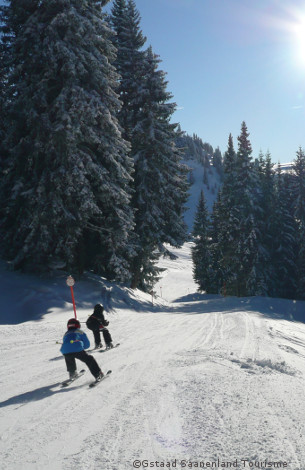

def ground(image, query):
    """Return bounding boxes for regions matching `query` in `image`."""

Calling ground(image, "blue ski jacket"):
[60,328,90,355]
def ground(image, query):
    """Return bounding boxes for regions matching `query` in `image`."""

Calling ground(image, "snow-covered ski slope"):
[184,160,221,232]
[1,244,305,470]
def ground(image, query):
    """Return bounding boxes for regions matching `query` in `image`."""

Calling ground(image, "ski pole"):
[66,275,77,318]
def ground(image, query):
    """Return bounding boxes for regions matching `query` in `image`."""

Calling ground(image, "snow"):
[184,160,221,232]
[1,244,305,469]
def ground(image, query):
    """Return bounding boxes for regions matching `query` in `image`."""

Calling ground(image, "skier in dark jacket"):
[86,303,114,349]
[60,318,104,381]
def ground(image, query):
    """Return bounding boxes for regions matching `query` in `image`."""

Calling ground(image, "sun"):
[258,5,305,70]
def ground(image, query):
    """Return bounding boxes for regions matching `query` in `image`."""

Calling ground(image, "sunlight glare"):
[293,16,305,68]
[258,4,305,71]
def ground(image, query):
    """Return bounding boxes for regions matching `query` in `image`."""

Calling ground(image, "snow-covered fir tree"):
[0,0,134,280]
[110,0,146,142]
[222,133,236,181]
[0,41,6,170]
[212,147,223,178]
[292,148,305,298]
[192,190,212,292]
[0,0,36,244]
[252,151,277,295]
[0,0,40,170]
[193,191,208,238]
[212,123,260,296]
[110,2,188,290]
[208,193,225,294]
[130,46,188,289]
[233,122,261,295]
[192,133,238,295]
[212,133,239,294]
[272,165,298,299]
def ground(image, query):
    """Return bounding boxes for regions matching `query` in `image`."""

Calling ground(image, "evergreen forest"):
[192,123,305,300]
[0,0,304,300]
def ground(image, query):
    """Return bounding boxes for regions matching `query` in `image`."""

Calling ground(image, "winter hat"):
[67,318,81,330]
[94,304,104,314]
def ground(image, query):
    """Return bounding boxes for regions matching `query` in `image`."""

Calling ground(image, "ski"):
[61,369,85,387]
[99,343,120,353]
[89,370,112,388]
[87,347,103,353]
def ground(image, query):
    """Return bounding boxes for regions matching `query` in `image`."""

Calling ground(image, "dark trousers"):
[93,329,102,346]
[101,328,113,345]
[93,328,112,346]
[64,350,101,378]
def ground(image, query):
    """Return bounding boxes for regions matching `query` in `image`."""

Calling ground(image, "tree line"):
[0,0,188,291]
[192,121,305,300]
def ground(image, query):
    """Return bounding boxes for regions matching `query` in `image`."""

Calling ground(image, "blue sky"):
[126,0,305,163]
[2,0,305,163]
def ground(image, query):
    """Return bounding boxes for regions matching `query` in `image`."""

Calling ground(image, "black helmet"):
[94,304,104,314]
[67,318,81,330]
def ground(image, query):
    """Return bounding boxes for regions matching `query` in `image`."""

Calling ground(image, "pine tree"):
[235,122,262,295]
[219,122,260,296]
[223,134,236,178]
[110,2,188,290]
[220,133,236,214]
[0,41,7,171]
[130,46,188,289]
[110,0,146,141]
[0,0,40,173]
[192,190,212,292]
[212,146,223,178]
[253,151,276,295]
[206,193,225,294]
[213,133,238,295]
[292,148,305,298]
[0,0,134,280]
[272,166,298,298]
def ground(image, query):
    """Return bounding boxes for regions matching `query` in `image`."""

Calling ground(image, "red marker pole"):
[66,276,77,319]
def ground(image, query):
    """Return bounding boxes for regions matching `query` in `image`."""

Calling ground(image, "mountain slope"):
[184,160,221,232]
[1,244,305,469]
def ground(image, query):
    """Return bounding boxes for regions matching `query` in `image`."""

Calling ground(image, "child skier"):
[86,303,114,349]
[60,318,104,382]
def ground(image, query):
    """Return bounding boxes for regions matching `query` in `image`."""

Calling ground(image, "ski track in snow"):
[1,244,305,469]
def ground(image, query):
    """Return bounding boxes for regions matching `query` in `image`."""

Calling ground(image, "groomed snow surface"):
[1,243,305,470]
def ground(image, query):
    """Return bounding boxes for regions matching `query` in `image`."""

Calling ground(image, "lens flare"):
[294,16,305,68]
[256,4,305,70]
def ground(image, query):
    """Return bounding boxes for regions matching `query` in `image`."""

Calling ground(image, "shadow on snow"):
[0,261,114,325]
[0,382,84,409]
[170,291,305,323]
[1,259,304,325]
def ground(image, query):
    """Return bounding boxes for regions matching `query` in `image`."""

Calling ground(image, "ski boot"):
[69,371,78,379]
[95,371,104,382]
